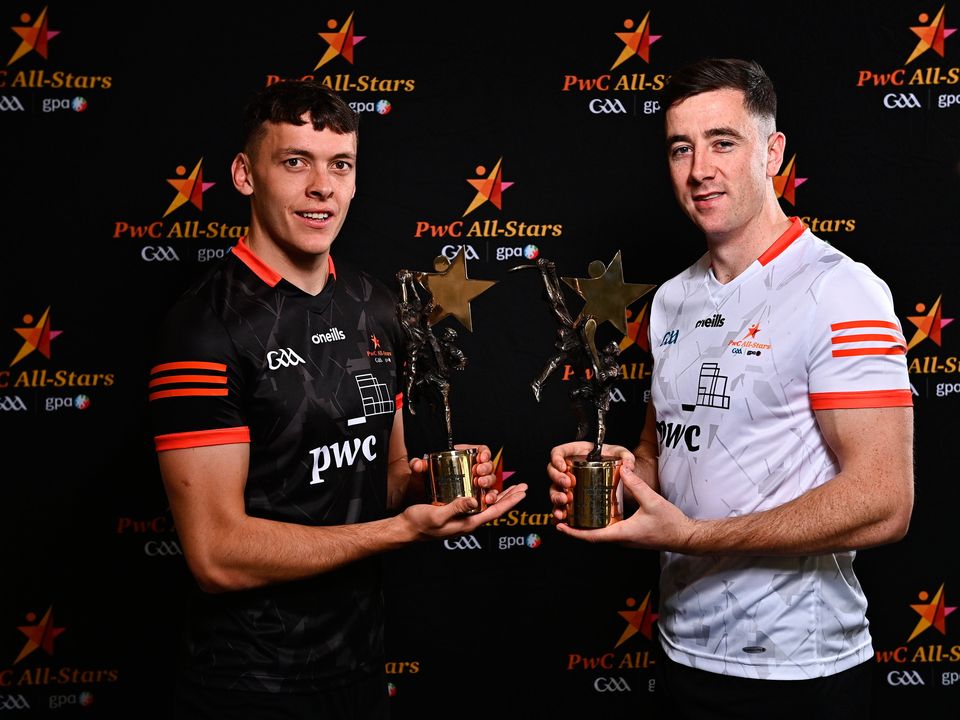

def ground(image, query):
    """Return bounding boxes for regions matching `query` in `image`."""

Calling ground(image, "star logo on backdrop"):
[619,303,651,353]
[15,606,66,664]
[11,306,61,367]
[422,247,497,332]
[463,158,513,216]
[315,11,365,70]
[773,154,807,206]
[7,6,58,66]
[906,5,956,64]
[906,295,952,349]
[615,591,658,647]
[491,447,515,492]
[563,251,656,336]
[908,583,956,641]
[611,11,660,70]
[164,159,215,218]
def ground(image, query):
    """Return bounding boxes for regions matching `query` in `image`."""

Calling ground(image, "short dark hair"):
[239,80,359,155]
[662,58,776,123]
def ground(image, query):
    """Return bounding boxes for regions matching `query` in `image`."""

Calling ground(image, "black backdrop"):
[2,1,958,716]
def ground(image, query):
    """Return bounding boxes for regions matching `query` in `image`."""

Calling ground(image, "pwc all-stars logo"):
[111,155,247,258]
[412,155,564,253]
[265,10,414,97]
[875,583,957,668]
[2,5,112,98]
[773,154,856,234]
[856,5,959,110]
[566,591,659,675]
[562,10,667,117]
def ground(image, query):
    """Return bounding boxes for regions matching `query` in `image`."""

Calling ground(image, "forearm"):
[683,469,913,556]
[186,513,421,593]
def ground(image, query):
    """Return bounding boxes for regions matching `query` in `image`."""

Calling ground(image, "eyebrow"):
[666,126,745,146]
[277,147,357,162]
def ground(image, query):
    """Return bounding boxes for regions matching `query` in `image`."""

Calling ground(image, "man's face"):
[233,115,357,259]
[664,88,782,242]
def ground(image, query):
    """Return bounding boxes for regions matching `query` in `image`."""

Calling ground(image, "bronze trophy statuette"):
[397,247,496,512]
[514,253,655,528]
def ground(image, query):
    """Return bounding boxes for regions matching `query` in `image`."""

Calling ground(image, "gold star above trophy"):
[513,251,656,528]
[396,247,497,513]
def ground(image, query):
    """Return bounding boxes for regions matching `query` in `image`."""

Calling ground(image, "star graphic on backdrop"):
[491,447,515,492]
[906,295,953,349]
[615,591,658,647]
[422,247,497,332]
[908,583,956,641]
[11,306,61,366]
[562,251,656,336]
[16,606,66,664]
[906,5,956,64]
[611,12,661,70]
[463,158,514,216]
[163,159,215,218]
[7,6,59,66]
[315,12,366,69]
[773,154,807,206]
[619,303,651,353]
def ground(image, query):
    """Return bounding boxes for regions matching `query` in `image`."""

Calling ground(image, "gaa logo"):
[589,98,627,114]
[443,535,482,550]
[883,93,921,109]
[886,670,925,686]
[593,676,631,692]
[0,96,25,111]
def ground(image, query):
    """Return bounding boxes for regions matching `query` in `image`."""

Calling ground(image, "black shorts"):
[656,647,874,720]
[173,671,389,720]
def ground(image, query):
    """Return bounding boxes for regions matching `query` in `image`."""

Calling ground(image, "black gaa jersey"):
[149,238,403,692]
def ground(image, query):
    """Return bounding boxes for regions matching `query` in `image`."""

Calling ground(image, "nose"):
[689,148,714,185]
[306,168,333,200]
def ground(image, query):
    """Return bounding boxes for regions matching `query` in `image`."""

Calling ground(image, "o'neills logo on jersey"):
[856,5,959,108]
[874,582,958,669]
[560,12,668,99]
[565,591,659,675]
[1,604,120,688]
[413,156,564,240]
[313,327,346,344]
[112,157,247,257]
[309,435,378,484]
[695,313,725,328]
[264,11,415,93]
[1,6,113,93]
[1,306,115,391]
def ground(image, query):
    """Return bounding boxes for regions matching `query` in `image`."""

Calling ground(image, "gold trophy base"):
[427,448,482,513]
[568,455,622,528]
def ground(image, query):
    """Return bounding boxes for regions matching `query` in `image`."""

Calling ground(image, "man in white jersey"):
[546,58,914,719]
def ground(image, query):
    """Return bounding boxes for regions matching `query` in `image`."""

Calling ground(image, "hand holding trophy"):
[514,253,655,528]
[396,247,496,513]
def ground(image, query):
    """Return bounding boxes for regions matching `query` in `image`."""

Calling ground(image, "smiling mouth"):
[298,211,330,221]
[694,192,723,202]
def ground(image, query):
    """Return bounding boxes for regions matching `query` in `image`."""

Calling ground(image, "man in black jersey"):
[148,80,527,719]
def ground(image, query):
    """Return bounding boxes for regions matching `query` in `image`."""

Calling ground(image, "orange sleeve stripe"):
[810,389,913,409]
[154,426,250,451]
[832,347,906,357]
[151,361,227,374]
[148,374,229,388]
[830,333,904,344]
[149,388,229,401]
[830,320,900,331]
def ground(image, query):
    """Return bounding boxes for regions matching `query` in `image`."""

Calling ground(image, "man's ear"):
[232,152,254,196]
[766,131,786,178]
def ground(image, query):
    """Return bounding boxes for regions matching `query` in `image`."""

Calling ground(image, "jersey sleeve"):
[807,260,912,410]
[147,294,250,451]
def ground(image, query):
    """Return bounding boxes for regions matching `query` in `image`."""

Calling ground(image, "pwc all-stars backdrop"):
[1,2,958,717]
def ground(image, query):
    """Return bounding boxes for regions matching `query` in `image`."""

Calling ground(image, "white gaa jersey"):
[649,217,911,680]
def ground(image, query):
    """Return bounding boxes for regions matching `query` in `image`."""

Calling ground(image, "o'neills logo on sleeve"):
[264,11,416,93]
[413,155,564,241]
